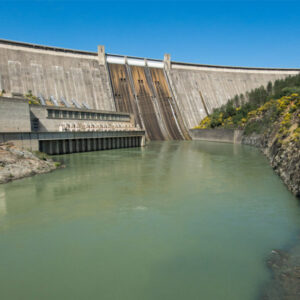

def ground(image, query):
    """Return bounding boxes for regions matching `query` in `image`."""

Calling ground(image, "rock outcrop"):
[0,143,61,184]
[260,237,300,300]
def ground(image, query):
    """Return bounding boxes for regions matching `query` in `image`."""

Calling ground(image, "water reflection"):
[1,141,298,227]
[0,190,7,216]
[0,141,300,300]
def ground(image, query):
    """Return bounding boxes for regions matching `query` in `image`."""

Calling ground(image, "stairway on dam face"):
[108,63,188,140]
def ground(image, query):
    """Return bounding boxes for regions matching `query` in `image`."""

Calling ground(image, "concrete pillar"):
[78,140,82,152]
[87,139,91,152]
[98,138,102,150]
[103,138,106,150]
[55,140,60,154]
[69,140,73,153]
[116,138,120,149]
[164,53,171,71]
[129,137,132,147]
[41,141,46,154]
[75,139,80,153]
[124,137,128,148]
[93,139,97,151]
[65,140,70,154]
[98,45,105,65]
[121,137,124,148]
[48,141,54,155]
[112,138,116,149]
[41,141,47,153]
[62,140,67,154]
[83,139,87,152]
[141,136,146,147]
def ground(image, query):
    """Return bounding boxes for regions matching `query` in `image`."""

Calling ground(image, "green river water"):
[0,141,299,300]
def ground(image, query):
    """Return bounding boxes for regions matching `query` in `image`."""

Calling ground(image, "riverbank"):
[0,142,62,184]
[242,129,300,198]
[191,127,300,197]
[193,91,300,197]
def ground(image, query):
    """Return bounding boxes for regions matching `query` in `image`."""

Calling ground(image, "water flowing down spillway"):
[0,141,299,300]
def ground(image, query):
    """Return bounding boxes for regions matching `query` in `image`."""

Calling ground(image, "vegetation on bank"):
[194,74,300,143]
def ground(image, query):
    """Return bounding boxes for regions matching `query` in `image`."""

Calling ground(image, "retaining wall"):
[190,128,244,144]
[0,98,31,132]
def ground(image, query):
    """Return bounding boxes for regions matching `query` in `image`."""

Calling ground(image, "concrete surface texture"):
[190,128,244,144]
[0,40,115,111]
[167,62,300,129]
[30,105,136,133]
[0,131,145,153]
[1,39,299,139]
[0,98,31,132]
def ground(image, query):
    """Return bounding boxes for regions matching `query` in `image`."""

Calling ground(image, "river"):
[0,141,299,300]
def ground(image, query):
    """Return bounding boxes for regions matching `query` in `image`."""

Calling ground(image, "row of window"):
[47,109,130,122]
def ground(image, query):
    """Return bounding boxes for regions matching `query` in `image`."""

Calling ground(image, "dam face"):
[0,39,299,140]
[166,62,300,129]
[0,40,114,111]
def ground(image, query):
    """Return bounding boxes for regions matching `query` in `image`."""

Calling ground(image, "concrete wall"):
[190,128,244,144]
[1,39,300,139]
[30,105,135,132]
[0,132,39,149]
[0,40,115,111]
[0,131,145,152]
[0,97,31,132]
[167,62,300,129]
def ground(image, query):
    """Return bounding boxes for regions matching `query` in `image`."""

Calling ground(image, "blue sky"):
[0,0,299,68]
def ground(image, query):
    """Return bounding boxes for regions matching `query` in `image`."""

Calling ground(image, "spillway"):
[108,62,188,140]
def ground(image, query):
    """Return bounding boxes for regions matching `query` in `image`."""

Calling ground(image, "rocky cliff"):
[242,94,300,197]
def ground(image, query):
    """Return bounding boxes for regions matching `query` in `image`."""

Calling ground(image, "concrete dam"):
[0,39,299,141]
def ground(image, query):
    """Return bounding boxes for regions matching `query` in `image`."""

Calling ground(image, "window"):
[48,110,54,118]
